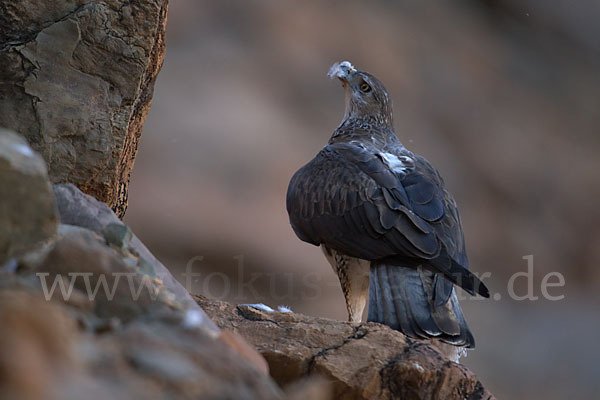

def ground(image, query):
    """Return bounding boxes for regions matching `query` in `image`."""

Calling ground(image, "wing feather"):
[286,142,486,297]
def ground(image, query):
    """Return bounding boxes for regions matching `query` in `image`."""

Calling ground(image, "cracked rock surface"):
[1,181,282,399]
[0,0,168,217]
[196,295,495,400]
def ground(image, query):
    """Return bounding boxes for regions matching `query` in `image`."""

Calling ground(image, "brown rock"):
[284,377,332,400]
[35,225,170,323]
[219,330,270,376]
[108,318,284,400]
[0,128,58,264]
[1,225,284,399]
[0,0,169,216]
[196,295,495,400]
[0,286,285,400]
[51,183,218,332]
[0,290,79,400]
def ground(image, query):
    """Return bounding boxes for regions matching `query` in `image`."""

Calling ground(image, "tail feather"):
[430,295,461,336]
[432,273,453,307]
[421,268,461,335]
[376,265,401,330]
[449,291,475,346]
[368,263,475,348]
[388,265,441,337]
[370,265,413,336]
[369,265,383,322]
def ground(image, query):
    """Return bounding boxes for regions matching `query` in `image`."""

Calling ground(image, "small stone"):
[136,257,156,277]
[103,222,133,249]
[122,256,138,269]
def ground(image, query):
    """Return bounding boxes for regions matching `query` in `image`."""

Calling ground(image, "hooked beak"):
[328,61,356,84]
[328,61,359,118]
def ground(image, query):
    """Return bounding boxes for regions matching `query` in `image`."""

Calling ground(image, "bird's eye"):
[359,82,371,93]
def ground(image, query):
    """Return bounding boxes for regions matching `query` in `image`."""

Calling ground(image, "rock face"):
[1,185,284,400]
[0,128,58,263]
[197,296,495,400]
[0,288,283,400]
[52,183,211,318]
[0,0,169,217]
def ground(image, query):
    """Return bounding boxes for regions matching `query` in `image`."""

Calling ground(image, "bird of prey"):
[286,61,489,360]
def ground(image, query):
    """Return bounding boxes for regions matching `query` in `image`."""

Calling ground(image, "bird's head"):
[328,61,393,128]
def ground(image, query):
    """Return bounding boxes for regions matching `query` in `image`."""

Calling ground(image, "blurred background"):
[123,1,600,398]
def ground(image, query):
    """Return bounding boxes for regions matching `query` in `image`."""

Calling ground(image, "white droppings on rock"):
[412,361,425,372]
[243,303,275,312]
[182,309,205,329]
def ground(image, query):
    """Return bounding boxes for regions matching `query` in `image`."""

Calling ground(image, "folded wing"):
[286,142,488,298]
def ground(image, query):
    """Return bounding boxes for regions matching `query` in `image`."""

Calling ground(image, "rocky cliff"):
[0,127,494,399]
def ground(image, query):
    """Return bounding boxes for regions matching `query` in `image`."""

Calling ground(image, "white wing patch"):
[379,152,414,174]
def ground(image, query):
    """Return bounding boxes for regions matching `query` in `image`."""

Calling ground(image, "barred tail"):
[367,263,474,348]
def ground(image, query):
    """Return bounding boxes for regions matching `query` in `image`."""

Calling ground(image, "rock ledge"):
[196,295,495,400]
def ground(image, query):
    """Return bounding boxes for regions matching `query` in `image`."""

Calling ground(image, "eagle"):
[286,61,489,360]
